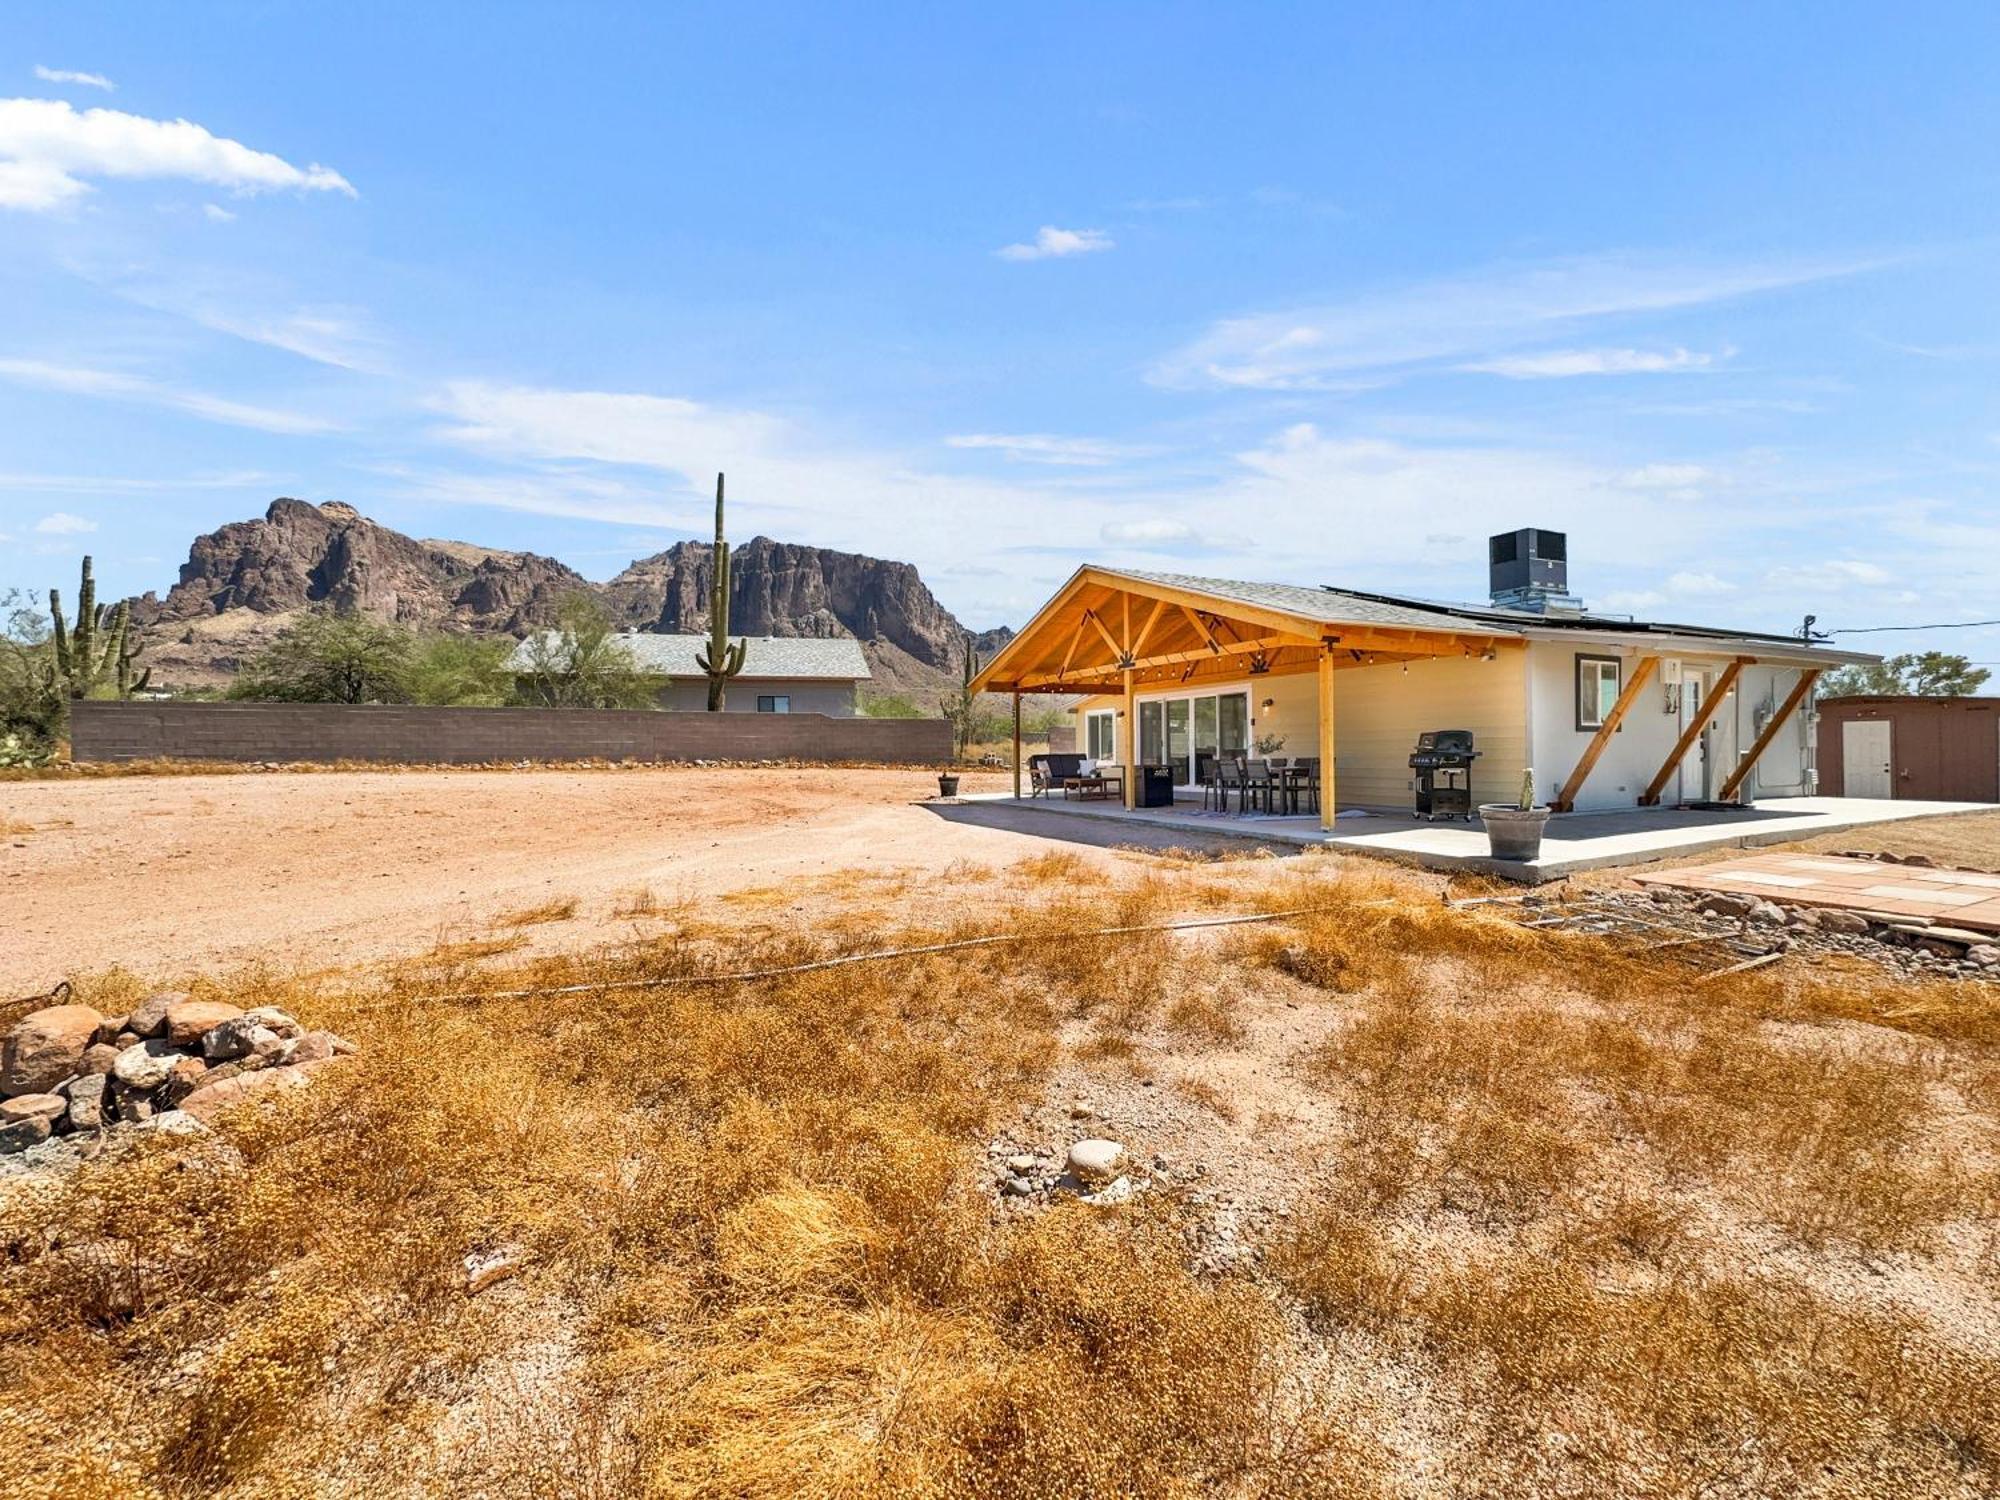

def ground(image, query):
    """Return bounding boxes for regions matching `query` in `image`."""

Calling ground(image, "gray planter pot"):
[1479,804,1551,861]
[937,774,961,798]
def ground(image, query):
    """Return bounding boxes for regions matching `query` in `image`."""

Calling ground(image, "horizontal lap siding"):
[69,701,949,766]
[1067,651,1529,811]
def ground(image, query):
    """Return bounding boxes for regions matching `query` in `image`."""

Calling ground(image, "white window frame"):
[1576,655,1622,731]
[1084,709,1115,762]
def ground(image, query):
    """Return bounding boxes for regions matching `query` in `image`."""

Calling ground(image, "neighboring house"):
[507,632,871,714]
[1817,696,2000,803]
[970,529,1877,824]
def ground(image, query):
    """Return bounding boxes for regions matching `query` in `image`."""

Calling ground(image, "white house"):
[970,529,1875,824]
[508,632,871,714]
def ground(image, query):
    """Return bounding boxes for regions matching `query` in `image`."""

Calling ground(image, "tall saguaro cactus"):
[695,472,747,711]
[943,630,982,758]
[48,555,149,700]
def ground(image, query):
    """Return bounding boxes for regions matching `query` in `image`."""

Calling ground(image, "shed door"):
[1842,720,1893,799]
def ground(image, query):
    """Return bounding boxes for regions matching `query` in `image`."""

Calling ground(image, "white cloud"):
[1665,570,1735,595]
[1468,347,1717,379]
[33,66,114,91]
[1149,253,1872,390]
[0,356,338,434]
[1617,463,1715,490]
[202,201,236,221]
[995,225,1114,261]
[33,511,96,534]
[1100,519,1194,545]
[0,98,354,212]
[945,432,1144,467]
[1764,559,1893,590]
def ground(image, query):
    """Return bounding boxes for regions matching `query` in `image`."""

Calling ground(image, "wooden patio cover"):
[970,567,1518,827]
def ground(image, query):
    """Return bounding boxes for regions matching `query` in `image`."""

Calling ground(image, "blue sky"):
[3,3,1998,666]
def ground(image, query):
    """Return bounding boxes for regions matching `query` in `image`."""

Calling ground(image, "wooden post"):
[1639,658,1750,805]
[1551,655,1659,813]
[1318,643,1337,831]
[1717,668,1820,802]
[1011,691,1022,799]
[1123,667,1137,809]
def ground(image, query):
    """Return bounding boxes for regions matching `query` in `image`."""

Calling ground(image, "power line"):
[1826,619,2000,635]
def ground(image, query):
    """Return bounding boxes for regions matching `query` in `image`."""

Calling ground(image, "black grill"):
[1408,729,1479,820]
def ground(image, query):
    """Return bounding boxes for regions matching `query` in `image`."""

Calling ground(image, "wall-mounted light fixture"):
[1260,697,1275,711]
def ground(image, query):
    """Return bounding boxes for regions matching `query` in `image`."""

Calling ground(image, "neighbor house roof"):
[507,632,871,681]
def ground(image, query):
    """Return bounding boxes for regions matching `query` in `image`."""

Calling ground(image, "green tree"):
[228,609,416,704]
[406,633,515,706]
[512,593,665,710]
[859,692,926,719]
[1821,651,1991,699]
[0,589,60,760]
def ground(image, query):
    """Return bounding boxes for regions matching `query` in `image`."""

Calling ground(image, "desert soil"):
[0,766,1290,993]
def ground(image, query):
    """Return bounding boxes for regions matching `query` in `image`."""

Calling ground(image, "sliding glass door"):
[1137,690,1250,787]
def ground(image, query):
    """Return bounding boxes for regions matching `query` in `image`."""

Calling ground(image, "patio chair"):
[1213,758,1245,813]
[1200,757,1228,812]
[1289,757,1320,816]
[1241,758,1278,814]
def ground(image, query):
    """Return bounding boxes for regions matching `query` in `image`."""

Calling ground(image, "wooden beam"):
[1639,658,1751,806]
[1054,616,1089,682]
[1179,604,1221,654]
[1085,608,1124,664]
[1129,597,1169,660]
[1317,644,1337,831]
[1122,666,1137,809]
[1122,593,1132,654]
[1551,655,1659,813]
[1015,634,1303,690]
[1011,692,1022,800]
[1717,668,1820,802]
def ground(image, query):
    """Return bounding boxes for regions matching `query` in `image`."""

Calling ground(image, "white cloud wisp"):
[0,357,339,435]
[34,66,115,91]
[995,225,1114,261]
[0,97,355,212]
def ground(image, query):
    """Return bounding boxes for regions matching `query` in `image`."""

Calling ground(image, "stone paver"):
[1633,852,2000,931]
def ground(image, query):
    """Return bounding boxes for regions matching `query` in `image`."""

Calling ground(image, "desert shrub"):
[228,607,417,704]
[512,593,665,710]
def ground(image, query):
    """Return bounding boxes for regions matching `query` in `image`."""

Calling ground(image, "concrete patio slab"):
[948,793,1988,882]
[1634,852,2000,933]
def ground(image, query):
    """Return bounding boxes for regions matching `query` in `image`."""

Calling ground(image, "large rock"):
[164,1000,242,1049]
[1817,909,1872,936]
[203,1017,278,1062]
[162,1056,209,1105]
[0,1116,51,1154]
[64,1073,107,1131]
[112,1039,183,1092]
[128,992,187,1040]
[178,1059,333,1125]
[242,1007,303,1040]
[1067,1138,1126,1185]
[0,1093,67,1126]
[2,1004,104,1096]
[76,1043,120,1076]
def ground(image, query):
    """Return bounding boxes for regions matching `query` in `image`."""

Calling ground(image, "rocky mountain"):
[128,499,1010,701]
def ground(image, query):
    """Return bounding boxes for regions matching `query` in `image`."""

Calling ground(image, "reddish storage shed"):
[1816,696,1999,802]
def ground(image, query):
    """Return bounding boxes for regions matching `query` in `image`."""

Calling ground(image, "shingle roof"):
[1099,568,1519,636]
[507,632,872,681]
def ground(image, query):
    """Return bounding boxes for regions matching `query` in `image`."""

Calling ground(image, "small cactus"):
[942,631,983,758]
[695,472,747,711]
[47,555,149,701]
[1519,767,1536,811]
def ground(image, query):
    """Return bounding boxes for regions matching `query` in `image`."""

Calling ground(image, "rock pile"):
[0,991,354,1155]
[1625,886,2000,979]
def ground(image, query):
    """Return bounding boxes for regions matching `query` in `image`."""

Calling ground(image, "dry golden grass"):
[3,853,1995,1497]
[499,896,581,927]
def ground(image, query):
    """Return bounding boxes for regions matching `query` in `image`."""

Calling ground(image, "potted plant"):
[936,768,961,798]
[1253,732,1286,756]
[1480,768,1551,861]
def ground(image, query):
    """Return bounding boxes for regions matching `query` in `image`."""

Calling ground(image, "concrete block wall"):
[70,700,952,766]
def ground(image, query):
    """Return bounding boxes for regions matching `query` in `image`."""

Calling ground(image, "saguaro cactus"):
[695,472,747,711]
[943,631,982,757]
[47,555,149,700]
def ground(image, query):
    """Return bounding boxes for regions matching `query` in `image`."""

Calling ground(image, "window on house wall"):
[1575,656,1621,731]
[756,695,790,714]
[1085,710,1115,761]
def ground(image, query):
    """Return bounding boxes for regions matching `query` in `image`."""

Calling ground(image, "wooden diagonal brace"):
[1639,658,1751,806]
[1716,668,1820,802]
[1551,655,1659,813]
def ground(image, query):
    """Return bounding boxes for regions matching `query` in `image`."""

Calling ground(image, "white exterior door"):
[1681,674,1708,801]
[1843,720,1893,799]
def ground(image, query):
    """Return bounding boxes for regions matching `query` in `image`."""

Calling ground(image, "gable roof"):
[507,632,871,681]
[1104,568,1519,636]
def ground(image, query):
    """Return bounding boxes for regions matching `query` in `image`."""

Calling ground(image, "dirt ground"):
[0,766,1313,993]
